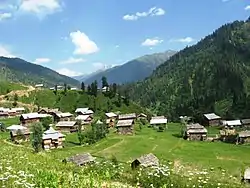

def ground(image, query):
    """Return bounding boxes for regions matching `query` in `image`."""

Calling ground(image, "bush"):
[30,122,43,153]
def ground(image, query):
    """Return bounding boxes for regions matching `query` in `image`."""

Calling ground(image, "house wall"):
[205,119,220,126]
[188,133,207,141]
[57,126,76,133]
[43,138,64,150]
[238,137,250,144]
[20,118,40,126]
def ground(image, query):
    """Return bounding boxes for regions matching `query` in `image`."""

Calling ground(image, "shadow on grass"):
[172,133,183,138]
[65,141,80,147]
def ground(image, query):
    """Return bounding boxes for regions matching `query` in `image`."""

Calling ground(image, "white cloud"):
[245,5,250,10]
[70,30,99,55]
[0,13,12,21]
[0,45,15,58]
[141,38,163,46]
[115,45,119,48]
[56,68,82,77]
[33,58,51,64]
[19,0,61,16]
[123,7,165,21]
[60,57,85,64]
[170,37,195,43]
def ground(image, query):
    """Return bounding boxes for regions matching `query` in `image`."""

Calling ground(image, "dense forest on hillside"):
[123,18,250,121]
[0,57,79,87]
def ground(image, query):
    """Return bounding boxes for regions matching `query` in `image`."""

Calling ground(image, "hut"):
[237,131,250,145]
[75,108,94,116]
[131,153,159,169]
[65,153,95,166]
[116,119,134,135]
[241,119,250,128]
[150,116,168,131]
[55,121,77,133]
[7,125,30,142]
[243,168,250,183]
[53,112,73,122]
[203,113,221,126]
[118,113,137,120]
[185,123,208,141]
[42,127,65,150]
[20,113,51,126]
[75,115,93,124]
[105,112,117,127]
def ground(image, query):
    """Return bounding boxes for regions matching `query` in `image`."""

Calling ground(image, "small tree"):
[101,76,109,88]
[124,90,130,106]
[41,117,53,130]
[31,122,43,153]
[77,120,84,145]
[54,85,58,95]
[13,93,18,107]
[64,83,67,94]
[81,82,85,92]
[117,94,122,107]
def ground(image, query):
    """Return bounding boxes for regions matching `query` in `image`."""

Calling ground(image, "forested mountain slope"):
[125,18,250,121]
[83,50,176,85]
[0,57,79,87]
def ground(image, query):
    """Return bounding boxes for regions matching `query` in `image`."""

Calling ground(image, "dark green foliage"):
[0,57,79,86]
[63,83,67,95]
[12,93,18,107]
[16,129,26,141]
[0,123,6,132]
[41,117,53,130]
[54,85,58,95]
[127,19,250,121]
[77,122,84,145]
[81,82,85,92]
[0,82,26,95]
[124,90,130,106]
[30,122,43,153]
[101,76,108,88]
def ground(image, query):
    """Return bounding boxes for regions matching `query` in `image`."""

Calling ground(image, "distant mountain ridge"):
[79,50,176,85]
[0,57,79,87]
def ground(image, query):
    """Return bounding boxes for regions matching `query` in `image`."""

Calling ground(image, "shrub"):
[30,122,43,153]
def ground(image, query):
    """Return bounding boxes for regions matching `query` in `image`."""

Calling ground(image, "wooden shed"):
[241,119,250,128]
[116,119,134,135]
[20,113,51,126]
[237,131,250,145]
[54,112,73,122]
[203,113,221,126]
[55,121,77,133]
[7,125,30,142]
[65,153,95,166]
[150,116,168,131]
[185,123,207,141]
[131,153,159,169]
[42,127,65,150]
[105,112,117,127]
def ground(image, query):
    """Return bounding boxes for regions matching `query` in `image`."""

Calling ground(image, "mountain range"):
[124,18,250,121]
[0,57,79,87]
[76,50,176,85]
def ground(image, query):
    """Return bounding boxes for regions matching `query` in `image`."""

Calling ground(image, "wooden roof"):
[118,113,136,120]
[116,119,134,127]
[66,153,95,166]
[133,153,159,167]
[241,119,250,125]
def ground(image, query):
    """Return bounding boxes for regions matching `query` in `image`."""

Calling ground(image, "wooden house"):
[116,119,134,135]
[75,115,93,124]
[184,123,207,141]
[7,125,30,142]
[65,153,95,166]
[53,112,73,122]
[11,107,25,115]
[223,120,242,128]
[237,131,250,145]
[55,121,77,133]
[0,112,9,119]
[8,109,17,117]
[243,168,250,183]
[42,127,65,150]
[75,108,94,116]
[105,112,117,127]
[118,113,137,120]
[38,108,59,114]
[131,153,159,169]
[20,113,51,126]
[150,116,168,131]
[241,119,250,128]
[203,113,221,126]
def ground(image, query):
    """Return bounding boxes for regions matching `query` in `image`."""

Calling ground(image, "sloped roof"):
[118,113,136,120]
[7,125,27,131]
[138,113,147,118]
[56,121,76,127]
[21,113,51,120]
[96,120,103,124]
[244,168,250,180]
[39,108,59,113]
[186,123,207,134]
[241,119,250,125]
[75,108,89,113]
[12,107,25,111]
[43,127,65,140]
[75,115,91,121]
[204,113,221,120]
[55,112,73,118]
[238,131,250,138]
[151,116,166,120]
[117,119,134,127]
[134,153,159,167]
[105,112,117,118]
[150,118,167,125]
[66,153,95,166]
[224,120,241,126]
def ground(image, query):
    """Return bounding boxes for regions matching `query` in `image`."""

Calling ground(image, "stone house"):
[150,116,168,131]
[118,113,137,120]
[75,115,93,125]
[75,108,94,116]
[241,119,250,128]
[203,113,221,126]
[131,153,159,169]
[7,125,30,142]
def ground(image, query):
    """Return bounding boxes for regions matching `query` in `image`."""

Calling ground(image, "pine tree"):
[101,76,109,88]
[81,82,85,92]
[31,122,43,153]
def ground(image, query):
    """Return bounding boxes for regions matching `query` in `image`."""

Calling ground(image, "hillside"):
[82,50,176,85]
[0,57,79,87]
[124,18,250,121]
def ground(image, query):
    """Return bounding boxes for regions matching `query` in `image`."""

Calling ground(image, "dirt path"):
[94,138,125,155]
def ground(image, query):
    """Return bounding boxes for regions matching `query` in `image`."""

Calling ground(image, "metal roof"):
[55,112,73,118]
[7,125,27,131]
[105,112,117,118]
[43,127,65,140]
[204,113,221,120]
[151,116,166,120]
[117,119,134,127]
[224,120,242,126]
[56,121,76,127]
[21,113,51,120]
[150,118,167,125]
[75,115,91,121]
[118,113,136,120]
[75,108,89,113]
[241,119,250,125]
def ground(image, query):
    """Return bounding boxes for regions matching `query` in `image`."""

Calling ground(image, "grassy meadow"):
[0,118,250,187]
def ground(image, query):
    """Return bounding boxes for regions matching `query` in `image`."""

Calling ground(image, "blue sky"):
[0,0,249,77]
